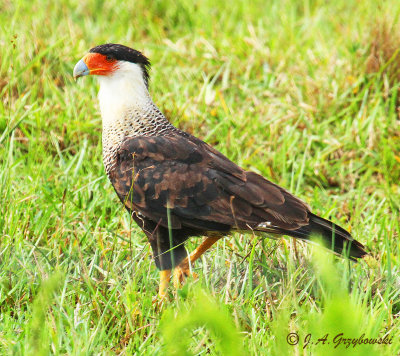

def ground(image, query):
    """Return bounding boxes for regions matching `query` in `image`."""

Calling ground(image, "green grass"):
[1,0,400,354]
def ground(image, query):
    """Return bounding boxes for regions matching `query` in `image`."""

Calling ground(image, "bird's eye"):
[106,55,114,61]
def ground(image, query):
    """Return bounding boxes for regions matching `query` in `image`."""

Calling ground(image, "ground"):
[1,0,399,354]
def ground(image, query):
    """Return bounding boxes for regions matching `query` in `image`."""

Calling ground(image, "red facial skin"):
[83,53,118,76]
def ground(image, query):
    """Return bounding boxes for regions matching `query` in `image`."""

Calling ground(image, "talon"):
[173,260,198,288]
[152,294,168,310]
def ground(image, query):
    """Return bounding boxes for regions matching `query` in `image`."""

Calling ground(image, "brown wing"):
[108,132,310,233]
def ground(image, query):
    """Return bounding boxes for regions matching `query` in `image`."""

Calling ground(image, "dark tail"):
[284,213,367,261]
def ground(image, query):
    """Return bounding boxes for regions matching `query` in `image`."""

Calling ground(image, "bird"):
[73,43,367,298]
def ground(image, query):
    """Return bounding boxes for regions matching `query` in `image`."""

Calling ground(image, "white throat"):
[96,61,175,174]
[97,61,152,129]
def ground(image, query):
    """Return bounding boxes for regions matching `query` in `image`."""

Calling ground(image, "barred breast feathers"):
[96,61,176,174]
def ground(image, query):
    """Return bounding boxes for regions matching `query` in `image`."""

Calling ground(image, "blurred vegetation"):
[0,0,399,354]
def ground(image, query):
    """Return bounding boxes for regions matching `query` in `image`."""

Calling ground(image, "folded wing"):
[109,132,311,232]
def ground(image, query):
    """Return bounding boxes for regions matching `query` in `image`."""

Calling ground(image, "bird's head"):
[73,43,151,87]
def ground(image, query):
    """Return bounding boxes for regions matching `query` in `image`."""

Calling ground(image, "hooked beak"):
[73,59,90,80]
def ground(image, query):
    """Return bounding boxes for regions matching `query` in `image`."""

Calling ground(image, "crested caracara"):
[73,44,367,298]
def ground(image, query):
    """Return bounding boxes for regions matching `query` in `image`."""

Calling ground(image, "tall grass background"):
[1,0,399,354]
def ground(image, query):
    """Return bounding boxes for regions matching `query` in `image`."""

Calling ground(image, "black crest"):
[90,43,151,86]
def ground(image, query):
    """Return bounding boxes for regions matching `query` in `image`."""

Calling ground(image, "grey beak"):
[73,59,90,80]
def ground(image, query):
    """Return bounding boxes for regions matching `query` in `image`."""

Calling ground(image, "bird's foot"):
[153,269,171,306]
[152,294,168,309]
[173,260,198,289]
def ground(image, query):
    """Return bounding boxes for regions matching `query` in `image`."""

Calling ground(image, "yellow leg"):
[159,270,171,298]
[187,236,221,265]
[173,237,220,288]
